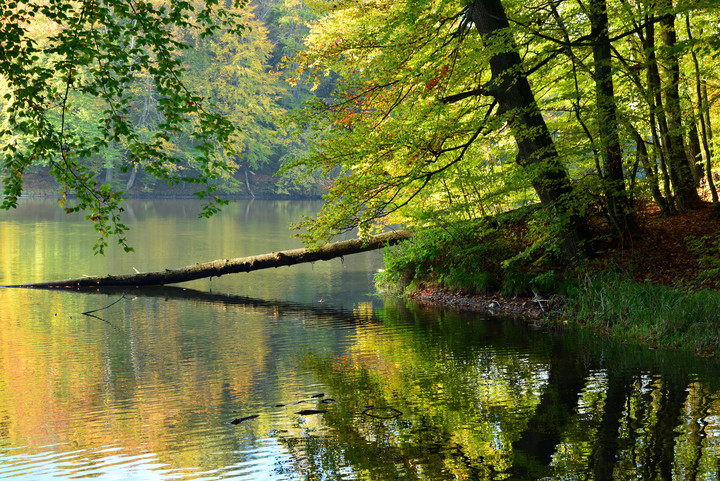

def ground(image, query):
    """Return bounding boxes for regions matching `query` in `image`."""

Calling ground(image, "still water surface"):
[1,199,720,480]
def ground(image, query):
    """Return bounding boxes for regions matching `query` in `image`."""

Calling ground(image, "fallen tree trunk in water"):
[6,230,411,288]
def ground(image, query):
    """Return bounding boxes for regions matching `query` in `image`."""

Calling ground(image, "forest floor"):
[408,201,720,320]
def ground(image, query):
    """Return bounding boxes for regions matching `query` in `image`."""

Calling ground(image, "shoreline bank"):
[407,287,548,320]
[379,203,720,359]
[403,278,720,358]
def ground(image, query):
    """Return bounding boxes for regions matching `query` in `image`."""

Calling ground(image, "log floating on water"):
[4,230,411,289]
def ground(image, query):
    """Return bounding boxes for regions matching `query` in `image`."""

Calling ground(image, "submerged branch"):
[4,230,411,289]
[81,295,126,315]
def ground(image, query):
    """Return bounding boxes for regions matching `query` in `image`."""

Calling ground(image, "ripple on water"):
[0,444,180,480]
[217,437,304,481]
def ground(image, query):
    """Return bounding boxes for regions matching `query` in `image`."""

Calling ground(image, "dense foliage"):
[287,0,720,262]
[3,0,720,262]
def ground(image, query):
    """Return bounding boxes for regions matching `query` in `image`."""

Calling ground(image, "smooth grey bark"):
[468,0,591,258]
[658,3,701,209]
[590,0,637,236]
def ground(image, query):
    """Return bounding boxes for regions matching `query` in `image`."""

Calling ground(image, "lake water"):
[1,199,720,480]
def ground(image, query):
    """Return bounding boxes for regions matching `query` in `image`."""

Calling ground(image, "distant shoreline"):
[15,192,323,201]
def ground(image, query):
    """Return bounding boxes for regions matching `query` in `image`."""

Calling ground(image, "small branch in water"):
[82,311,120,330]
[361,406,402,419]
[230,414,260,424]
[81,295,126,330]
[295,409,328,415]
[82,295,126,315]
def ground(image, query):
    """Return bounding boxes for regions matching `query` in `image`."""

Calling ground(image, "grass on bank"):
[377,215,720,357]
[563,273,720,356]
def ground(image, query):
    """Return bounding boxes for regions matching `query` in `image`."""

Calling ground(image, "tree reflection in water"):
[2,283,719,480]
[273,298,720,480]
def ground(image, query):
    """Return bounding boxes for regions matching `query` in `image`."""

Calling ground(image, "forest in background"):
[1,0,332,199]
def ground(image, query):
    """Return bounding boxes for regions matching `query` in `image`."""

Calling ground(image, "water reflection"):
[0,199,383,308]
[1,286,718,479]
[1,200,720,479]
[279,301,720,480]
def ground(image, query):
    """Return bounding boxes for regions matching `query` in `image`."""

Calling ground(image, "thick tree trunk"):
[686,16,719,207]
[469,0,591,258]
[659,4,702,209]
[590,0,637,236]
[646,18,678,212]
[4,230,411,288]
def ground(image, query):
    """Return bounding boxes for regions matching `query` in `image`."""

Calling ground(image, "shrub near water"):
[376,224,720,356]
[375,214,567,296]
[375,222,506,295]
[564,273,720,355]
[376,206,582,297]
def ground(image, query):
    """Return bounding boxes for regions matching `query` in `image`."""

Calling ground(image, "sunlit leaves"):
[290,0,720,247]
[182,4,289,188]
[287,0,524,245]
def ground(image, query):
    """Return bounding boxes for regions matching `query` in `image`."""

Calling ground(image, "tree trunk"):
[626,122,669,215]
[646,17,678,212]
[4,230,411,288]
[126,164,139,191]
[590,0,637,236]
[701,82,714,150]
[244,163,255,199]
[686,113,703,186]
[469,0,591,258]
[659,3,701,209]
[686,15,719,207]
